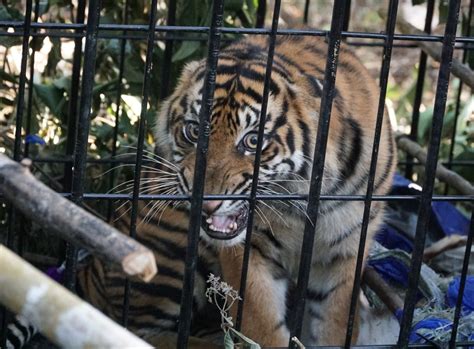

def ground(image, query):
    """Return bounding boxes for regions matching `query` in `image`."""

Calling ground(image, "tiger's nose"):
[202,200,222,215]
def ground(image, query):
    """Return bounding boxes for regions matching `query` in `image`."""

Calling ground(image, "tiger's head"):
[156,38,340,247]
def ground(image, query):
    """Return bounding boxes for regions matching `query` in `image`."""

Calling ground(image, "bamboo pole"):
[0,244,153,348]
[0,154,157,282]
[396,134,474,196]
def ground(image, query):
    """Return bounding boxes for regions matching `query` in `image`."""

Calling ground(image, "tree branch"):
[396,134,474,196]
[383,11,474,89]
[0,154,157,282]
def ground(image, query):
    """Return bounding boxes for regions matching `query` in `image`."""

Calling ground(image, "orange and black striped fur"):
[6,34,395,349]
[156,35,396,346]
[75,195,223,348]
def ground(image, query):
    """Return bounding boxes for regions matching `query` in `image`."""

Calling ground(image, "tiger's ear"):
[177,60,203,84]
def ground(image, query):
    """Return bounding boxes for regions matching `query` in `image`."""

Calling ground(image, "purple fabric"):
[46,266,64,283]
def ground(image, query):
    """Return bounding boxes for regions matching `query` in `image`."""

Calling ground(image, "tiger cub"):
[156,35,396,346]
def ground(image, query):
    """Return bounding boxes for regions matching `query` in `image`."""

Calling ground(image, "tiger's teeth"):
[209,224,217,231]
[206,217,212,224]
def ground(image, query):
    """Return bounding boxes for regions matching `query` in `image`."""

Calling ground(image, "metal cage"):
[0,0,473,348]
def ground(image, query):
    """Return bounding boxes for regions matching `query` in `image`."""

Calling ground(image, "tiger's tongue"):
[210,215,235,231]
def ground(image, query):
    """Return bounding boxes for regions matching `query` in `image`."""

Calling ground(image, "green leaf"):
[172,41,201,62]
[224,331,235,349]
[438,0,449,24]
[225,0,244,12]
[0,5,23,47]
[33,83,64,116]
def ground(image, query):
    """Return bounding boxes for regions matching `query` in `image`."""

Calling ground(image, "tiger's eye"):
[241,132,259,152]
[183,122,199,143]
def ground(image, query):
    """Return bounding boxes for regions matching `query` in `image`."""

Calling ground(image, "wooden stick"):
[0,154,157,282]
[394,16,474,90]
[363,267,404,314]
[396,134,474,196]
[0,245,153,348]
[423,234,468,262]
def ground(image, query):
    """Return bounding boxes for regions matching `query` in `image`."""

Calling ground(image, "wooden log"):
[0,154,157,282]
[0,244,153,348]
[394,15,474,90]
[396,134,474,196]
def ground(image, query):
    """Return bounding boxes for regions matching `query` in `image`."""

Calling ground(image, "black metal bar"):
[2,22,474,43]
[106,0,129,223]
[449,211,473,347]
[303,0,310,24]
[289,0,347,344]
[445,0,472,194]
[63,0,102,291]
[256,0,266,28]
[1,0,33,344]
[176,0,225,347]
[63,0,86,193]
[24,0,40,159]
[121,0,158,327]
[159,0,177,101]
[17,0,40,258]
[0,191,471,203]
[344,1,399,346]
[342,0,352,32]
[235,0,280,331]
[12,0,33,162]
[397,0,462,346]
[405,0,434,179]
[24,155,474,167]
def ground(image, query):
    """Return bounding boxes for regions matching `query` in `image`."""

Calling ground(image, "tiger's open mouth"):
[201,207,248,240]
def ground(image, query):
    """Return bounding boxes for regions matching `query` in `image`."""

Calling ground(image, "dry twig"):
[0,154,157,282]
[396,134,474,196]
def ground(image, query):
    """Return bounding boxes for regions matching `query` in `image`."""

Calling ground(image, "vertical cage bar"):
[289,0,347,344]
[235,0,281,331]
[176,0,225,347]
[159,0,177,101]
[449,211,473,347]
[405,0,434,179]
[256,0,266,28]
[12,0,33,162]
[342,0,351,32]
[1,1,33,344]
[63,0,86,193]
[397,0,462,346]
[121,0,158,327]
[106,0,129,223]
[63,0,102,291]
[24,0,40,159]
[344,1,398,346]
[445,0,472,192]
[303,0,310,24]
[17,0,40,258]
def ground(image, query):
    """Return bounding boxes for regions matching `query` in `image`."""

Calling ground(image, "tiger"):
[155,34,396,346]
[4,33,395,348]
